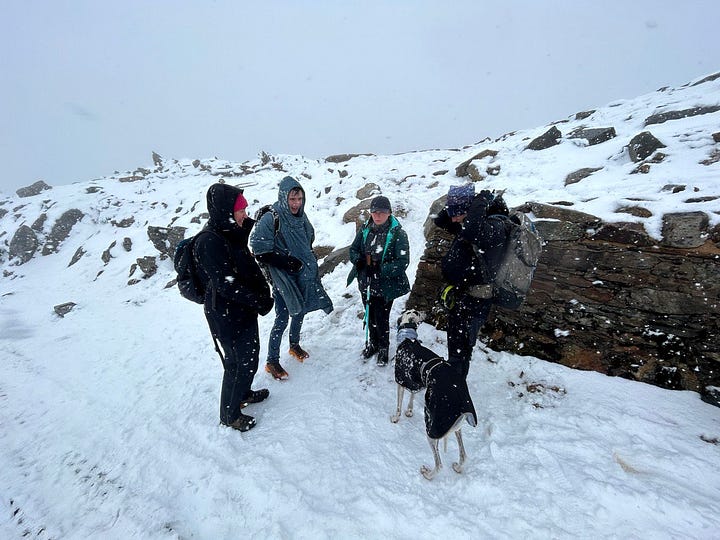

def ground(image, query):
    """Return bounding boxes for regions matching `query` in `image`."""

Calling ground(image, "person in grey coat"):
[250,176,334,380]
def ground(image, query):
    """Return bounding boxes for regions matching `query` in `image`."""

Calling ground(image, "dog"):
[391,309,478,480]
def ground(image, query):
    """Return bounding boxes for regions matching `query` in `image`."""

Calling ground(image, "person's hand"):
[355,258,366,272]
[465,191,494,223]
[286,255,303,273]
[258,295,274,316]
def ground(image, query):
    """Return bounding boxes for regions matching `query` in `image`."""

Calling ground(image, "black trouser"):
[446,294,492,378]
[363,294,394,353]
[206,314,259,424]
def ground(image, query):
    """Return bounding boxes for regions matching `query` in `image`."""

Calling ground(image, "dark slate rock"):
[54,302,76,317]
[16,181,52,198]
[644,105,720,126]
[627,131,666,162]
[9,225,38,264]
[526,126,562,151]
[661,212,709,248]
[569,127,616,146]
[565,167,603,186]
[41,209,84,255]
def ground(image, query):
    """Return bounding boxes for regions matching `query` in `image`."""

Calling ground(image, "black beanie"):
[370,196,392,213]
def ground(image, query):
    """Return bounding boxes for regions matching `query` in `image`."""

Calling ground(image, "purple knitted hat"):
[446,184,475,217]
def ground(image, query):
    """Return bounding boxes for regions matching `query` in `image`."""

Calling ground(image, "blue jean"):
[267,288,305,363]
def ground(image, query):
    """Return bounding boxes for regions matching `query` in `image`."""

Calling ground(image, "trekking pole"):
[364,287,371,346]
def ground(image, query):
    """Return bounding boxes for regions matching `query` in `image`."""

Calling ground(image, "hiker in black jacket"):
[434,184,510,379]
[194,183,274,432]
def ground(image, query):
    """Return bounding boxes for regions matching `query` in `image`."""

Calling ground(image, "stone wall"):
[407,200,720,395]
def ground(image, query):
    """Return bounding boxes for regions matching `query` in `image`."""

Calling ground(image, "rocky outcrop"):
[9,225,38,264]
[16,181,52,198]
[568,127,616,146]
[627,132,666,162]
[42,209,84,255]
[526,126,562,151]
[407,200,720,394]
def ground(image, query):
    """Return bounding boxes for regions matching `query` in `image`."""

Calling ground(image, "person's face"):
[371,210,390,225]
[451,213,466,223]
[233,208,247,227]
[288,191,304,215]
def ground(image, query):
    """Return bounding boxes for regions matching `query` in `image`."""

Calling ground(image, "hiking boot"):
[222,413,256,432]
[288,343,310,362]
[361,344,377,359]
[265,362,288,380]
[376,349,389,366]
[240,388,269,408]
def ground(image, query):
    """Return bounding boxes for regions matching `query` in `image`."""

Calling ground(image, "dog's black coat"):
[395,337,477,440]
[394,338,439,392]
[421,357,477,439]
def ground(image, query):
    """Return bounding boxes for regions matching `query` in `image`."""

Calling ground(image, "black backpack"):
[174,230,220,304]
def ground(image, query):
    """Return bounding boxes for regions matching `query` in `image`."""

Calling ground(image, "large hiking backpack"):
[493,211,542,309]
[174,230,217,304]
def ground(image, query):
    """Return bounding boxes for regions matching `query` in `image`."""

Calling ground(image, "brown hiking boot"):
[240,388,269,408]
[265,362,288,380]
[288,343,310,362]
[222,413,256,432]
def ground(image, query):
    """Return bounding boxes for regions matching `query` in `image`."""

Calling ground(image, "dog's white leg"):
[405,392,414,417]
[391,385,404,423]
[421,437,442,480]
[452,429,467,474]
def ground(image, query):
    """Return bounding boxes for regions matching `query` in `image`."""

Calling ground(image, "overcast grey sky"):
[1,0,717,194]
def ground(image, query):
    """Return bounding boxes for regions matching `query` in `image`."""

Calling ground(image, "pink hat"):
[233,193,248,212]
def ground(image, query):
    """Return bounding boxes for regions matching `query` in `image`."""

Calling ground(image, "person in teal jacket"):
[347,196,410,366]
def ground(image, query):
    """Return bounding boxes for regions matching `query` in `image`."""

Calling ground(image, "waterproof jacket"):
[194,183,272,327]
[347,215,410,302]
[250,176,333,317]
[434,195,509,289]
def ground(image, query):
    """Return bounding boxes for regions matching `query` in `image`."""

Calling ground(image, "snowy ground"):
[1,72,719,539]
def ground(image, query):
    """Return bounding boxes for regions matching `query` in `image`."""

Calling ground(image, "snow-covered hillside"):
[1,73,719,539]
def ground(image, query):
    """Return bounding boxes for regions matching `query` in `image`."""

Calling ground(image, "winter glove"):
[286,255,303,273]
[464,191,494,223]
[355,258,366,272]
[256,251,302,273]
[257,295,274,316]
[487,194,509,216]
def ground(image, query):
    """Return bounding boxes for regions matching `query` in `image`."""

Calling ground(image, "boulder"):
[526,127,562,151]
[627,131,666,162]
[16,181,51,198]
[9,225,38,264]
[41,209,84,255]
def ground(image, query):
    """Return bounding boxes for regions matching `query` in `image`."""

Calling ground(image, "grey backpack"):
[493,212,542,309]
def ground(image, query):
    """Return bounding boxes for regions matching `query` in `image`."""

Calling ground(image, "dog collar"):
[396,327,418,343]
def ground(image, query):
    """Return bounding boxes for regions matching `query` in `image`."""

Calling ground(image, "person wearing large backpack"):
[193,183,274,432]
[434,184,510,379]
[346,196,411,366]
[250,176,333,380]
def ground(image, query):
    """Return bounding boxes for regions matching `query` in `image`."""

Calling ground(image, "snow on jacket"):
[194,183,273,325]
[250,176,333,317]
[346,214,410,302]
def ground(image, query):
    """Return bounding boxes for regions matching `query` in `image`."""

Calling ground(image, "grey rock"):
[627,131,666,162]
[526,126,562,151]
[16,181,52,198]
[41,209,84,255]
[661,212,709,248]
[9,225,38,264]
